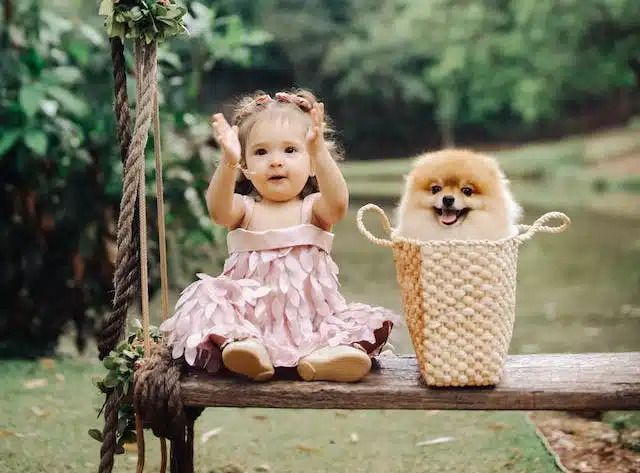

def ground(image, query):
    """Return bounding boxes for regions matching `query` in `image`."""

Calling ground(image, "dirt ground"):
[528,412,640,473]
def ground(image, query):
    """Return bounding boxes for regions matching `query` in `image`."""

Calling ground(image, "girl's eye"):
[285,146,297,153]
[431,185,442,194]
[254,148,267,156]
[461,187,473,196]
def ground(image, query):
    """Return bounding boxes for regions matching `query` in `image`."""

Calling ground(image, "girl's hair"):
[225,88,344,199]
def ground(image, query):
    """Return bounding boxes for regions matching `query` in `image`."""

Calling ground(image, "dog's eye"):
[431,185,441,194]
[461,187,473,196]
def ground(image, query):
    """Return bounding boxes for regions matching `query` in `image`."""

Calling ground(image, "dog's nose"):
[442,195,455,208]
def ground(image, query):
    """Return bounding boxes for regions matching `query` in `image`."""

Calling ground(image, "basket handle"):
[516,211,571,243]
[356,204,394,248]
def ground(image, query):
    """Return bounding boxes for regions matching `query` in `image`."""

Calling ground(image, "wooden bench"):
[180,352,640,411]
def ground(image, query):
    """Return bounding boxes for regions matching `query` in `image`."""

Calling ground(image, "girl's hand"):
[211,113,241,165]
[305,101,328,159]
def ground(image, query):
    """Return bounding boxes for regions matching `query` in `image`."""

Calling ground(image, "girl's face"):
[243,116,311,203]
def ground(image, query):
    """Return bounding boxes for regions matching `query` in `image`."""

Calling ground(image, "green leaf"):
[103,370,119,389]
[122,349,138,360]
[0,129,21,158]
[88,429,104,442]
[130,7,144,21]
[117,414,128,435]
[23,129,48,155]
[42,66,83,85]
[68,40,91,66]
[80,24,104,46]
[95,378,107,392]
[244,30,272,46]
[166,5,188,20]
[155,4,168,17]
[103,356,119,370]
[47,86,90,118]
[19,84,45,118]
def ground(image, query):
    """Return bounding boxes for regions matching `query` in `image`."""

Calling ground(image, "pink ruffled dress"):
[159,193,402,373]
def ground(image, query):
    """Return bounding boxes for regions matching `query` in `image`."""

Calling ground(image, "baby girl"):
[159,89,401,382]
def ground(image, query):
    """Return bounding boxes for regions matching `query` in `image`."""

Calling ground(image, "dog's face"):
[405,149,511,229]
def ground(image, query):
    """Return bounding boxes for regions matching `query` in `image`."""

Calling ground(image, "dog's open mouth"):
[434,207,470,225]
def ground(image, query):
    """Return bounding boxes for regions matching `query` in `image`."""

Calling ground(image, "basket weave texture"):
[357,204,571,387]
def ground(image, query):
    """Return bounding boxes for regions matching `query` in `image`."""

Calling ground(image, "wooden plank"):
[180,352,640,411]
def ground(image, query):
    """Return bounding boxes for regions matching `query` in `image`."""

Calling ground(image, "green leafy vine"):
[98,0,189,44]
[88,320,163,453]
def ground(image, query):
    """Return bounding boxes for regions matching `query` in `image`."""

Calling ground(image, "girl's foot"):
[222,339,275,382]
[297,345,371,382]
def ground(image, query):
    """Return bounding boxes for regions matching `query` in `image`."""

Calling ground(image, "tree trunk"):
[436,87,458,147]
[2,0,13,46]
[439,118,455,147]
[4,0,12,23]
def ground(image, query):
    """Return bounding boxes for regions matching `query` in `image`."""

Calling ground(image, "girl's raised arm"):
[307,102,348,229]
[206,113,246,229]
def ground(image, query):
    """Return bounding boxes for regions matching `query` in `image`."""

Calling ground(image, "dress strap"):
[239,195,255,229]
[300,192,320,224]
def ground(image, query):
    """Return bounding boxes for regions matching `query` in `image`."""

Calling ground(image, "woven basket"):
[357,204,571,387]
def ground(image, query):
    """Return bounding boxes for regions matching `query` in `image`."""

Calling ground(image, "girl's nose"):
[269,153,284,166]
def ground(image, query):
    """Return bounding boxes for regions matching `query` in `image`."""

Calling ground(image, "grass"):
[2,126,640,472]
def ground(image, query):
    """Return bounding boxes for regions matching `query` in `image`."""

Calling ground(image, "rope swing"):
[95,2,201,473]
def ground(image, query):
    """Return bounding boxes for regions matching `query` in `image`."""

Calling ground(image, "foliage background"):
[0,0,269,356]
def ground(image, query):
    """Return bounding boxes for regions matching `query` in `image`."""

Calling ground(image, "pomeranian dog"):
[394,149,522,241]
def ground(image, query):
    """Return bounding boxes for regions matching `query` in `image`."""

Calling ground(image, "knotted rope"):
[98,37,139,361]
[110,38,141,315]
[98,36,157,473]
[98,38,156,361]
[133,344,204,473]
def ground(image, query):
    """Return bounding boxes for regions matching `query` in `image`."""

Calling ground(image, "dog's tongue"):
[440,209,458,224]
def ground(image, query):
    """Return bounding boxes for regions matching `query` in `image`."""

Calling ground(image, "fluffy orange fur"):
[394,149,522,241]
